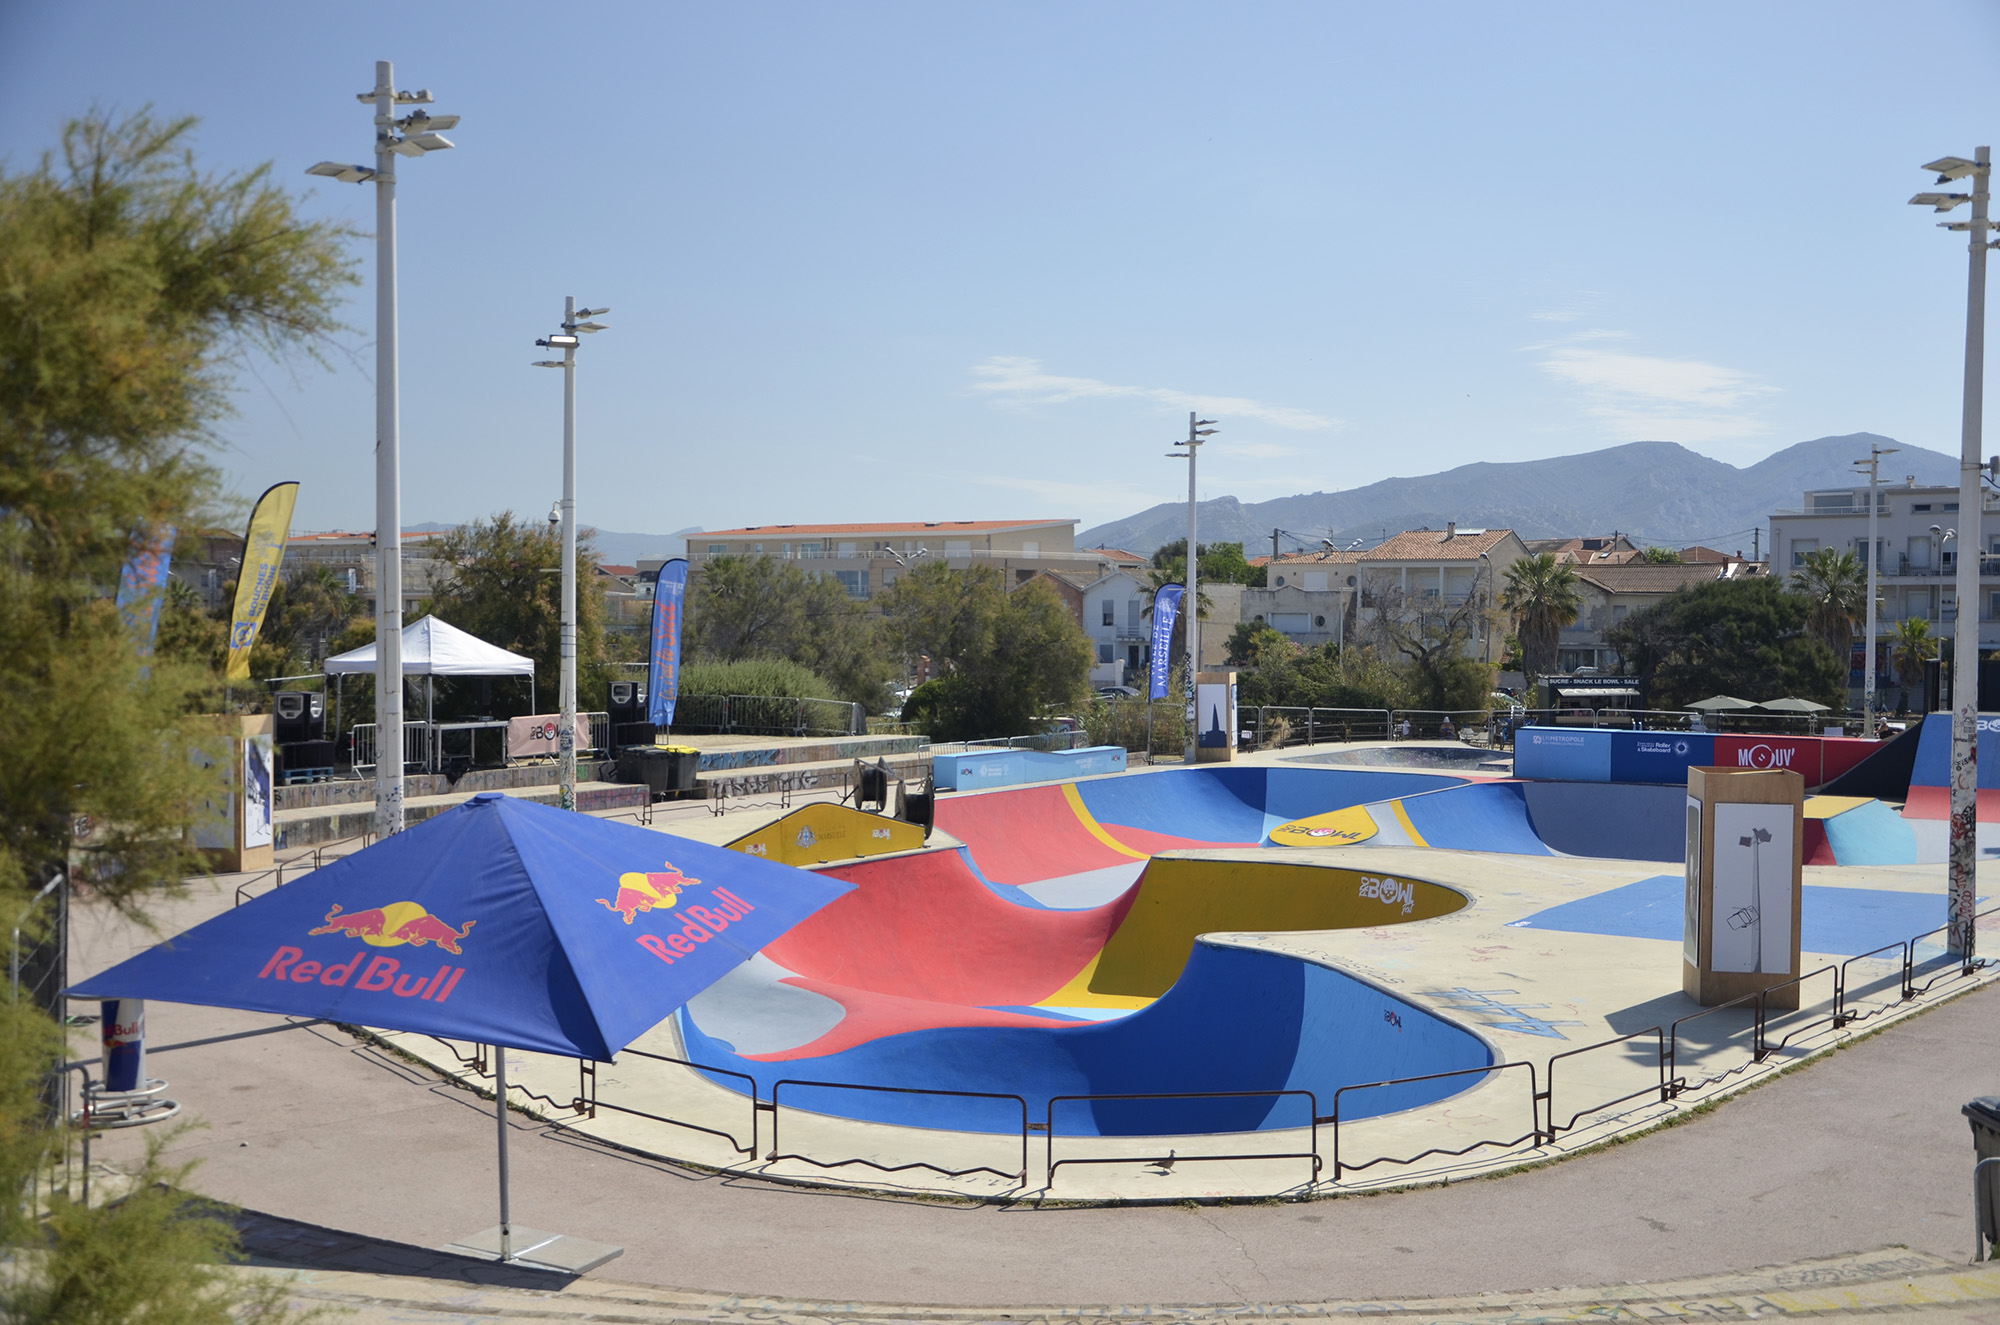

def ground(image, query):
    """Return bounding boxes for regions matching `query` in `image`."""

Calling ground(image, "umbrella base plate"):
[440,1226,623,1275]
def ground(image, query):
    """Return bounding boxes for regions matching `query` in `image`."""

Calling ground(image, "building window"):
[1612,605,1627,622]
[1791,539,1818,568]
[799,543,824,559]
[707,543,728,557]
[1097,644,1114,663]
[1022,541,1040,557]
[838,542,857,558]
[1272,613,1310,633]
[833,569,869,599]
[1101,600,1115,626]
[945,540,971,556]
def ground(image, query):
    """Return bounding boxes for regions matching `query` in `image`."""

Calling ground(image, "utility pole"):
[308,62,460,838]
[1752,528,1760,563]
[1171,413,1218,762]
[1911,147,1993,957]
[1272,528,1281,562]
[1853,440,1899,739]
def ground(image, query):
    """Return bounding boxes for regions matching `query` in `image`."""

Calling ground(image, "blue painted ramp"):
[1521,782,1688,863]
[1075,766,1461,846]
[681,941,1491,1135]
[1398,783,1555,856]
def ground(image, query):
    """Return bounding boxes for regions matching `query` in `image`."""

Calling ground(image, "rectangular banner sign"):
[1610,732,1715,784]
[649,558,689,727]
[1513,727,1614,782]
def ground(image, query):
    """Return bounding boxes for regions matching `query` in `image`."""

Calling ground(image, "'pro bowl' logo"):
[309,902,475,953]
[599,862,698,924]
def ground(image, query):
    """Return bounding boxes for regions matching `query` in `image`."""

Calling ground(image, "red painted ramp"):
[760,849,1135,1006]
[1900,787,2000,822]
[934,784,1138,884]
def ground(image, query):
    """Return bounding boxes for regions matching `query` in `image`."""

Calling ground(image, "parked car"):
[1096,685,1141,699]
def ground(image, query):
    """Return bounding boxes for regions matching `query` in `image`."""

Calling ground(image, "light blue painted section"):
[933,744,1127,791]
[1514,727,1614,782]
[1821,799,1920,866]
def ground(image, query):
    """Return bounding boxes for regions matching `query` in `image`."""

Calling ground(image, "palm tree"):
[1500,553,1580,690]
[1891,615,1937,714]
[1789,547,1871,664]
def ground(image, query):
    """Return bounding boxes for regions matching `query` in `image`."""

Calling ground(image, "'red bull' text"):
[257,947,465,1000]
[636,888,756,965]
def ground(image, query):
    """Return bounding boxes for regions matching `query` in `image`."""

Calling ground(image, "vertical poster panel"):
[1682,796,1702,964]
[226,481,300,682]
[114,524,177,656]
[243,730,274,850]
[190,739,235,851]
[1148,584,1183,700]
[1709,802,1794,975]
[1197,680,1230,748]
[648,558,689,727]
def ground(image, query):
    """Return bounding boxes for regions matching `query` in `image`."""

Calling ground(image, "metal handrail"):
[1043,1089,1320,1187]
[606,1047,762,1157]
[1666,988,1764,1096]
[768,1078,1029,1183]
[1325,1061,1542,1179]
[1542,1026,1668,1136]
[1754,965,1841,1059]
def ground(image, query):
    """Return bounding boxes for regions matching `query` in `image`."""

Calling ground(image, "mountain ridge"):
[1079,433,1958,556]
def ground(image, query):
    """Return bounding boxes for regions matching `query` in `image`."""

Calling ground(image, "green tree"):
[685,554,892,709]
[1225,619,1291,667]
[1891,615,1937,713]
[1606,577,1844,710]
[1500,553,1581,689]
[0,107,354,1322]
[1642,546,1684,564]
[885,572,1092,739]
[421,512,611,712]
[1150,538,1266,586]
[1789,546,1871,663]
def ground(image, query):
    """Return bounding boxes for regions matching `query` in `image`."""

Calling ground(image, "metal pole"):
[1184,412,1199,764]
[494,1043,512,1262]
[1862,444,1889,738]
[559,296,579,812]
[372,60,405,837]
[1949,146,1990,957]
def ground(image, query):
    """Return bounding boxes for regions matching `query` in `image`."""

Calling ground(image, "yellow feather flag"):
[225,481,301,682]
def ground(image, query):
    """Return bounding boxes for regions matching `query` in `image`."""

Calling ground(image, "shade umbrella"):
[1758,697,1831,713]
[68,792,853,1270]
[1687,695,1757,711]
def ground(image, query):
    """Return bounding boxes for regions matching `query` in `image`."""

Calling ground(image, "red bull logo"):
[634,887,758,966]
[598,862,698,924]
[309,901,476,953]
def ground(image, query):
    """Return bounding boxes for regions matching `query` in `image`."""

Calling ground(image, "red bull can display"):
[100,998,145,1093]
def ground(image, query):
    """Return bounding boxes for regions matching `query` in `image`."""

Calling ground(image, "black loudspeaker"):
[607,679,648,727]
[273,690,326,745]
[280,739,336,773]
[898,776,935,840]
[613,722,657,748]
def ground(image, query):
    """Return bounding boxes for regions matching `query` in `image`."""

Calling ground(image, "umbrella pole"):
[494,1043,512,1262]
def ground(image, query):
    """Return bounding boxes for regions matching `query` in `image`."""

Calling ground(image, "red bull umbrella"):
[68,792,855,1061]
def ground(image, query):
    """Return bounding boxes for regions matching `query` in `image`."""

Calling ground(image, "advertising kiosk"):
[1195,670,1237,764]
[1683,766,1804,1009]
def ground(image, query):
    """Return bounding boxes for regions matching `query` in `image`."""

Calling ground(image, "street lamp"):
[1852,440,1899,737]
[1931,524,1957,712]
[306,60,459,839]
[1910,147,1992,957]
[533,298,611,811]
[1169,413,1218,762]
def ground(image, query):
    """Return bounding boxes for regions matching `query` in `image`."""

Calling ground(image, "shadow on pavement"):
[225,1205,579,1289]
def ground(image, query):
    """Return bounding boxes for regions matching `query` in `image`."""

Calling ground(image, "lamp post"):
[533,298,610,811]
[1169,413,1218,762]
[307,61,459,838]
[1932,524,1958,712]
[1911,147,1992,956]
[1852,441,1899,737]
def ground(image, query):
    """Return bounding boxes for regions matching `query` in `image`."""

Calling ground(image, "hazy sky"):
[5,3,1998,540]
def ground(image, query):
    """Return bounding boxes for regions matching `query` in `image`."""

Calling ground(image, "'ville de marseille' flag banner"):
[1148,583,1184,700]
[225,481,300,682]
[114,523,177,657]
[648,558,689,728]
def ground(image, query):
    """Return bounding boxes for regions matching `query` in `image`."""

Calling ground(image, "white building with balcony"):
[1769,480,2000,688]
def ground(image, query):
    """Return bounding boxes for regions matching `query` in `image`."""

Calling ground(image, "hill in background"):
[1079,433,1956,557]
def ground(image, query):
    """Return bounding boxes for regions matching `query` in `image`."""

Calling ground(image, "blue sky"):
[4,3,1998,545]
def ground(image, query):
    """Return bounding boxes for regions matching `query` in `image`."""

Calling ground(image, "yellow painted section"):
[1268,804,1379,848]
[726,803,927,866]
[1087,857,1467,998]
[1803,795,1873,820]
[1389,799,1430,848]
[1035,952,1155,1011]
[1059,783,1150,859]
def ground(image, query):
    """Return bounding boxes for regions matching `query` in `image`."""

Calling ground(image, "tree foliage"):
[1359,572,1496,711]
[1150,539,1265,587]
[1500,552,1580,687]
[684,555,892,709]
[1606,577,1844,710]
[883,567,1092,739]
[1788,546,1870,662]
[0,108,356,1322]
[1891,616,1937,712]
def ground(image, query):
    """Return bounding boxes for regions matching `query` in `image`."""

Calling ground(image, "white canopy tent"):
[325,617,538,769]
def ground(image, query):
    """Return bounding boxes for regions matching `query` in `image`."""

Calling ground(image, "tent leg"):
[494,1043,512,1262]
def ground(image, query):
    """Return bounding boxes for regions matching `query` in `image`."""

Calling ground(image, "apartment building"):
[283,531,452,620]
[1558,557,1765,674]
[1037,567,1155,686]
[1355,525,1530,663]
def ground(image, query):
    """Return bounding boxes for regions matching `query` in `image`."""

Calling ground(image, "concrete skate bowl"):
[1292,744,1513,772]
[680,766,1495,1137]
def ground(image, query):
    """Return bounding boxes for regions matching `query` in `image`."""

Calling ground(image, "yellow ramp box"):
[728,802,927,867]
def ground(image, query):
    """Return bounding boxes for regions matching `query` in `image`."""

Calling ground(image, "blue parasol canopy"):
[69,792,854,1061]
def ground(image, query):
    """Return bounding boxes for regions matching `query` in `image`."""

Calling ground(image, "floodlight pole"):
[1173,413,1217,762]
[372,61,406,838]
[1949,148,1991,956]
[1854,441,1897,739]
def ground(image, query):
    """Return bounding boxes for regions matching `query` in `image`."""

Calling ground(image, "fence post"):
[1307,708,1315,746]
